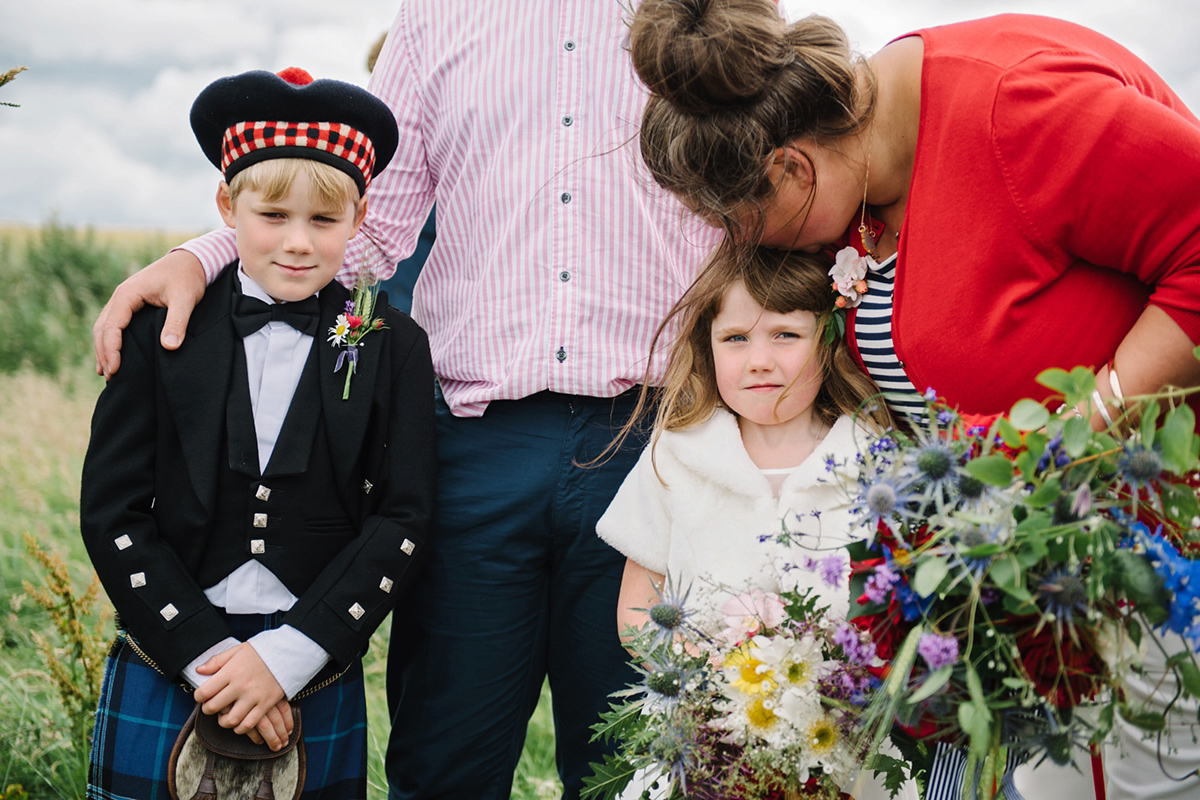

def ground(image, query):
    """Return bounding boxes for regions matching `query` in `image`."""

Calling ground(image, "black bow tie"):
[231,293,321,337]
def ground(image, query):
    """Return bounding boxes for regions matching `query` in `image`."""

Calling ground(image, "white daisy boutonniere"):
[329,273,386,399]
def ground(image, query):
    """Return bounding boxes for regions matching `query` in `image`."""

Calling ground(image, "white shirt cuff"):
[181,637,240,690]
[247,625,331,700]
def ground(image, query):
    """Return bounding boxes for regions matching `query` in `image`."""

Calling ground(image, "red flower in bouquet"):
[1014,623,1105,709]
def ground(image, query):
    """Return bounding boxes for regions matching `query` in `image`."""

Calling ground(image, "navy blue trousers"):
[386,390,647,800]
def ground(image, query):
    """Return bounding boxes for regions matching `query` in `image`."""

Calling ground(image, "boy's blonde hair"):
[227,157,361,210]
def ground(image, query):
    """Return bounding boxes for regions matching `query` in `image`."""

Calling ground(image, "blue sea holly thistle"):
[1035,565,1091,641]
[639,575,695,651]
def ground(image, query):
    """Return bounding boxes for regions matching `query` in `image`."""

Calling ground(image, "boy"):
[81,67,435,799]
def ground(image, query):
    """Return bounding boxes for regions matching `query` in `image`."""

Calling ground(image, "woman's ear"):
[768,145,815,189]
[216,182,237,228]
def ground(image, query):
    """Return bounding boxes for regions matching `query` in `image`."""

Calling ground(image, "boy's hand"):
[245,699,295,748]
[93,249,207,378]
[194,642,291,750]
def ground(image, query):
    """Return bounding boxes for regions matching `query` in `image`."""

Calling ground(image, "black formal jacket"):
[81,264,436,681]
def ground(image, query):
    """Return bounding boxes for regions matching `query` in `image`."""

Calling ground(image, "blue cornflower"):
[1037,432,1072,472]
[1136,524,1200,646]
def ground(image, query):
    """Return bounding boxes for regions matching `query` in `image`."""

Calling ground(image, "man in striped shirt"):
[92,3,716,798]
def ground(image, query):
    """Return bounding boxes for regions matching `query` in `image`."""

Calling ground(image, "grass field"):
[0,224,561,800]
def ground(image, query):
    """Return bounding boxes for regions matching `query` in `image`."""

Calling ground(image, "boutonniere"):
[328,273,386,400]
[823,246,874,345]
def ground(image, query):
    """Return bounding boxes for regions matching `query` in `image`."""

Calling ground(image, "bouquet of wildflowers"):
[584,578,910,800]
[835,366,1200,796]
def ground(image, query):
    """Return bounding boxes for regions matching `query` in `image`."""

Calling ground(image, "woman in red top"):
[628,2,1200,799]
[630,1,1200,424]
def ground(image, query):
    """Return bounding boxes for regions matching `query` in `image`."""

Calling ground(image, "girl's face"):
[710,280,823,435]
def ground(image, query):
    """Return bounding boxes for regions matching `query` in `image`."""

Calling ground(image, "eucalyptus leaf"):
[996,416,1022,449]
[908,665,954,704]
[913,557,950,598]
[1026,477,1062,507]
[989,557,1018,589]
[966,455,1016,487]
[1161,406,1197,475]
[1062,415,1092,458]
[1161,482,1200,528]
[1178,659,1200,699]
[1037,368,1074,397]
[1118,704,1166,732]
[1141,401,1161,450]
[1010,399,1050,431]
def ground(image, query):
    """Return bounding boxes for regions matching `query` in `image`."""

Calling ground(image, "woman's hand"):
[93,249,207,378]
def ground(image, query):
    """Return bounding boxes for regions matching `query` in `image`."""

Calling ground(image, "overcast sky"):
[2,0,1198,232]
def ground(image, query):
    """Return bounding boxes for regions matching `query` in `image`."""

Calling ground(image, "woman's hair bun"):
[630,0,792,114]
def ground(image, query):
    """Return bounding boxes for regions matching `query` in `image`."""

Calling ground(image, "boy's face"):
[217,169,366,303]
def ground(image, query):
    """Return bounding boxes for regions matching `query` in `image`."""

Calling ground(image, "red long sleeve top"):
[851,14,1200,415]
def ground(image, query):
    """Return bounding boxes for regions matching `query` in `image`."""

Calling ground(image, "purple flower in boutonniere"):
[329,272,387,400]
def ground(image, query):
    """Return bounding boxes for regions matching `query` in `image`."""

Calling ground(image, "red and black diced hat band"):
[191,67,398,195]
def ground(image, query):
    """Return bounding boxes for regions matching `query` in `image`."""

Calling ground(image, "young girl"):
[596,244,914,800]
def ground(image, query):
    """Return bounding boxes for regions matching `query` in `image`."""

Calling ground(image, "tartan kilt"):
[88,614,367,800]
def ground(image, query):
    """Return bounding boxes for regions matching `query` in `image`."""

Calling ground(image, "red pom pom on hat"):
[276,67,313,86]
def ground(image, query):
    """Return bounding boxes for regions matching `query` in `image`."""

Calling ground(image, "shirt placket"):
[547,0,582,391]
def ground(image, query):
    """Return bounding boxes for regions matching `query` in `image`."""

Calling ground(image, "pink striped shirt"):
[183,0,717,417]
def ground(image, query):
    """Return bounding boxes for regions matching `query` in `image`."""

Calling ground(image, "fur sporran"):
[167,703,305,800]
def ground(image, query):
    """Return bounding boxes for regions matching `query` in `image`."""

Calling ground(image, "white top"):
[597,411,866,631]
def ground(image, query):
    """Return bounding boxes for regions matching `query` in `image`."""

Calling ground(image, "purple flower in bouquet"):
[833,623,877,667]
[818,552,848,589]
[862,562,900,604]
[917,632,959,671]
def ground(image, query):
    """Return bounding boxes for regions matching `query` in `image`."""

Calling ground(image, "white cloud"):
[1,0,1197,230]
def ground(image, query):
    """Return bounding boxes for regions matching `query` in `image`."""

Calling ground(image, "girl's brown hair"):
[649,241,888,437]
[596,242,889,472]
[629,0,874,240]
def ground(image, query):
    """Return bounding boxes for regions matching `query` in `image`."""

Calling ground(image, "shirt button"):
[560,192,571,204]
[562,115,573,127]
[559,271,571,282]
[556,347,567,363]
[898,361,906,369]
[564,40,575,51]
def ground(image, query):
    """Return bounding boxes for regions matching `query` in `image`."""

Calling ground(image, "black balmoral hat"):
[191,67,398,195]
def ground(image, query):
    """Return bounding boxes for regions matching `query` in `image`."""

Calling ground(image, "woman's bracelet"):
[1107,361,1125,408]
[1092,389,1115,427]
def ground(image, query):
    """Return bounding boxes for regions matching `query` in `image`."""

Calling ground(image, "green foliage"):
[0,223,177,376]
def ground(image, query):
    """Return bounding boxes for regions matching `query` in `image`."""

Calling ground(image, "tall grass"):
[0,224,560,799]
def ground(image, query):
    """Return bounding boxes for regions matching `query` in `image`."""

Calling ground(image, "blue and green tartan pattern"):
[88,613,367,800]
